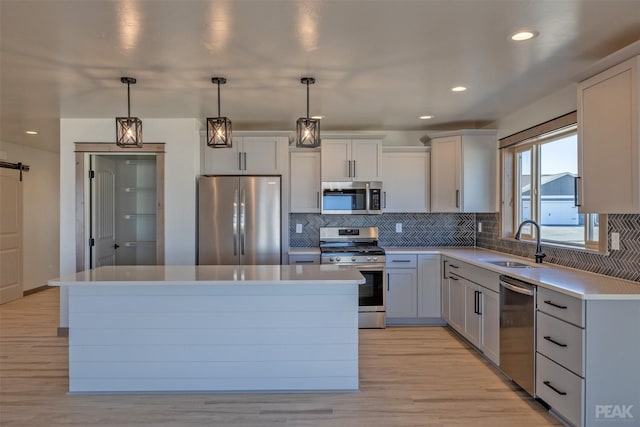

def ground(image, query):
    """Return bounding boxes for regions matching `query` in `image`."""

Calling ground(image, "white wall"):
[0,142,60,291]
[59,118,200,326]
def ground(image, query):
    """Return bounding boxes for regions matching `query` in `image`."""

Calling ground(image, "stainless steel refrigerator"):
[198,175,281,265]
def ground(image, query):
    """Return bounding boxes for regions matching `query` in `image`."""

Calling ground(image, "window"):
[501,115,607,252]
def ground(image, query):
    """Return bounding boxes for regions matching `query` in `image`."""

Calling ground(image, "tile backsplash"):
[290,212,640,283]
[476,213,640,283]
[289,213,476,248]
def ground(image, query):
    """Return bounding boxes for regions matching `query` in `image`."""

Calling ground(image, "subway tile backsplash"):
[290,212,640,283]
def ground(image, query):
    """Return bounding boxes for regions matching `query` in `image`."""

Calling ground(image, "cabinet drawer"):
[464,263,500,292]
[536,353,584,427]
[536,311,584,377]
[386,254,417,268]
[538,287,585,327]
[288,254,320,265]
[444,258,463,277]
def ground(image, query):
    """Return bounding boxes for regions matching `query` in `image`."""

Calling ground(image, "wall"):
[0,142,60,291]
[290,213,476,248]
[59,118,200,326]
[476,213,640,283]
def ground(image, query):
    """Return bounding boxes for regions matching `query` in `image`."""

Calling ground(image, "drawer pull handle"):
[543,336,568,348]
[544,300,568,309]
[449,276,459,281]
[295,260,315,264]
[449,264,459,269]
[392,260,411,263]
[543,380,567,396]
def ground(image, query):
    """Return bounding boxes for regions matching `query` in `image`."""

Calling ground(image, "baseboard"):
[23,285,51,296]
[57,327,69,337]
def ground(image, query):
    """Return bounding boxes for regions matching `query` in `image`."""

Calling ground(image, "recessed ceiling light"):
[25,130,38,135]
[419,115,433,120]
[511,30,537,41]
[451,86,467,92]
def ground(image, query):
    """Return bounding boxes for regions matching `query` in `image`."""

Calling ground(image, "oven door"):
[353,264,386,312]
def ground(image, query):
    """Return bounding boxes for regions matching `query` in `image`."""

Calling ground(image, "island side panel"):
[68,283,358,393]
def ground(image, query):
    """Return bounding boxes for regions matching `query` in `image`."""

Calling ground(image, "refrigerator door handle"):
[240,188,246,255]
[233,188,238,256]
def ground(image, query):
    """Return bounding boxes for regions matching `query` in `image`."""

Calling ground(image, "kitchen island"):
[49,265,364,394]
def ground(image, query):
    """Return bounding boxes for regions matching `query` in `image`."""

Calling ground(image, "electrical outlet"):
[611,232,620,250]
[396,223,402,233]
[477,222,483,233]
[296,223,303,234]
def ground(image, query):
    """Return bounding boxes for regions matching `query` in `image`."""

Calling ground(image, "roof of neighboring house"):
[520,172,577,195]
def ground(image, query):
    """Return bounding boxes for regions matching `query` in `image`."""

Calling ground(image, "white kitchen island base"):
[51,265,362,393]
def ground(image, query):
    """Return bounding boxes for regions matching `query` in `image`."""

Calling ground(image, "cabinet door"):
[288,254,320,265]
[417,254,441,318]
[448,274,464,333]
[321,139,351,181]
[381,151,428,212]
[578,57,639,213]
[463,280,481,348]
[386,269,417,318]
[431,136,461,212]
[481,289,500,365]
[290,151,320,213]
[351,139,382,181]
[242,137,281,174]
[203,138,242,174]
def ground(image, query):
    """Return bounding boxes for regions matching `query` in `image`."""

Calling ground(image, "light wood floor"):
[0,288,560,426]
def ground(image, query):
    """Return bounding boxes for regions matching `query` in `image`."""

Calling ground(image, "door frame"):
[74,143,165,272]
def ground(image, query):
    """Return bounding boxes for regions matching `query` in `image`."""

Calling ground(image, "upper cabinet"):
[380,147,429,212]
[202,132,290,175]
[290,150,321,213]
[430,130,497,213]
[320,138,382,181]
[577,55,639,213]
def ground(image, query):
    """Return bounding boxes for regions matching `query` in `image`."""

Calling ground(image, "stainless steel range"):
[320,227,386,328]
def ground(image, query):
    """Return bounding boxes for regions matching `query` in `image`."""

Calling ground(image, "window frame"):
[500,118,608,254]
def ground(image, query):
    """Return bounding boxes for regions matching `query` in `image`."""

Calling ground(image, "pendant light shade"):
[116,77,143,148]
[207,77,232,148]
[296,77,320,148]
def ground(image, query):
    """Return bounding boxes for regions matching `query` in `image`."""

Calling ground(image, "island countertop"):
[49,264,365,287]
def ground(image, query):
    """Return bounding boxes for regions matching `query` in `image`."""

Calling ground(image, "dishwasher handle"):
[501,281,535,296]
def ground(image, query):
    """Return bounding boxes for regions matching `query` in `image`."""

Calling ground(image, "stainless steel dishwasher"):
[499,275,536,396]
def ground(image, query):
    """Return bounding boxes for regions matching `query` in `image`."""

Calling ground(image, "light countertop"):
[49,265,365,287]
[384,247,640,300]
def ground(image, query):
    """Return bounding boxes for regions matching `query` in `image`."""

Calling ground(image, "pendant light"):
[115,77,143,148]
[207,77,232,148]
[296,77,320,148]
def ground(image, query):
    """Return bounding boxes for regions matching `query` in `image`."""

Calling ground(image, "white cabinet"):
[380,148,429,212]
[417,254,440,318]
[386,254,418,319]
[577,55,640,213]
[321,138,382,181]
[386,253,443,325]
[290,150,320,213]
[443,258,500,365]
[430,130,497,212]
[203,134,288,175]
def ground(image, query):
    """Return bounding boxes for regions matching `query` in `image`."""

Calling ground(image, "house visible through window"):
[502,114,606,252]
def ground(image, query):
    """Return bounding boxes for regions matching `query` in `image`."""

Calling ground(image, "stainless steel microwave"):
[321,181,382,214]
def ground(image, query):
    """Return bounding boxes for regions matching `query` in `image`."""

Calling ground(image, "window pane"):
[539,134,584,244]
[517,149,532,236]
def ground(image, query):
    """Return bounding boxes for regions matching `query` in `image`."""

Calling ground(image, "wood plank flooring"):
[0,288,560,426]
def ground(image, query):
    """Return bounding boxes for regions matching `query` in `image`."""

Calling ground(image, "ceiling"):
[1,0,640,152]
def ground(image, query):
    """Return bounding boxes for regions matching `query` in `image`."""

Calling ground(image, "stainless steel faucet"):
[515,220,546,264]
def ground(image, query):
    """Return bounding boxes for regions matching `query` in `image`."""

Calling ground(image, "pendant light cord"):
[217,81,221,116]
[306,80,310,119]
[127,81,131,119]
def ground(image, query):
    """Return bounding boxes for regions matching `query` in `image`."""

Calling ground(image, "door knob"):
[114,243,121,249]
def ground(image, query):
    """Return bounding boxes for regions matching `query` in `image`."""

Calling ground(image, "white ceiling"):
[1,0,639,152]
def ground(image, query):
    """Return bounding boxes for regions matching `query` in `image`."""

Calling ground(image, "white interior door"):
[91,156,116,267]
[0,168,23,303]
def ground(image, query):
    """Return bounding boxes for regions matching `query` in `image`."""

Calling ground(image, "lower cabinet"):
[444,259,500,365]
[386,253,443,325]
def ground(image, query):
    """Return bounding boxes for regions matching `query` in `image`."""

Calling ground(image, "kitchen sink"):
[485,260,535,268]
